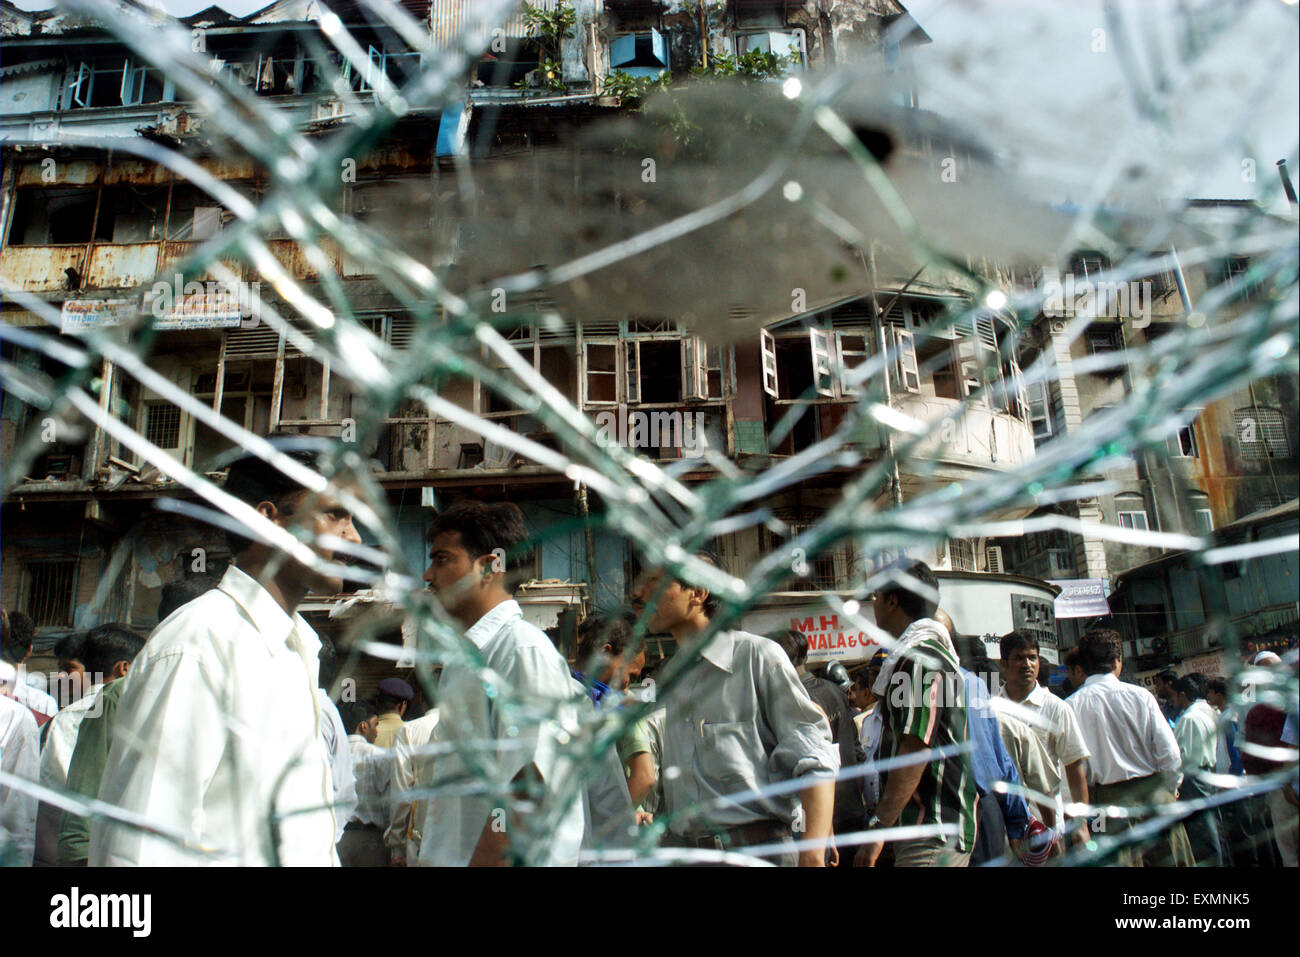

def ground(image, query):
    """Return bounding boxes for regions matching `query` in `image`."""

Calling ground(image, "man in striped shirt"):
[856,560,977,867]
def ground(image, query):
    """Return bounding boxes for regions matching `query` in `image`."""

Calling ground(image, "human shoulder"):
[0,692,38,737]
[140,587,244,661]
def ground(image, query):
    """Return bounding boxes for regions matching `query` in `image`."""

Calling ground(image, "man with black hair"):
[91,437,362,866]
[156,573,221,624]
[857,560,978,867]
[1066,629,1193,866]
[421,499,584,866]
[770,628,868,850]
[996,630,1090,834]
[632,551,838,867]
[574,614,656,810]
[51,633,88,709]
[1,609,58,729]
[1154,669,1180,726]
[1172,673,1223,866]
[36,624,145,866]
[338,698,391,867]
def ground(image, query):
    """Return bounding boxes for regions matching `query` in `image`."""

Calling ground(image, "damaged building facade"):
[1,1,1293,681]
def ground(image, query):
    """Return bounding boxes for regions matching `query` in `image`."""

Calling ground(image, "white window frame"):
[760,329,779,398]
[835,331,870,397]
[888,325,920,394]
[580,339,621,408]
[1170,423,1199,458]
[1116,498,1150,531]
[1193,508,1214,534]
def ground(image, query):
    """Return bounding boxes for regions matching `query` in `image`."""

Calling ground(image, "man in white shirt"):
[995,631,1090,837]
[34,624,145,866]
[1171,674,1223,866]
[420,500,584,866]
[0,692,39,865]
[338,700,392,866]
[1066,629,1193,866]
[90,439,363,866]
[1,610,58,731]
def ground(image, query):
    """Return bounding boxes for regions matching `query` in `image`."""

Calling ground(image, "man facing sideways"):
[1171,674,1223,866]
[421,500,584,867]
[91,438,363,866]
[632,552,838,867]
[857,560,977,868]
[35,624,145,866]
[996,631,1090,838]
[1066,629,1193,866]
[338,700,392,867]
[770,628,868,848]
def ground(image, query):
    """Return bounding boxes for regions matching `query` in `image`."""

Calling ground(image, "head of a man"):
[871,560,939,639]
[1171,673,1205,712]
[81,623,146,685]
[576,614,644,692]
[423,500,527,627]
[770,628,809,673]
[50,633,88,705]
[848,667,875,710]
[1000,631,1041,697]
[631,550,722,640]
[1079,628,1123,677]
[1155,669,1179,702]
[1206,676,1229,710]
[375,677,412,718]
[1062,647,1087,690]
[157,573,222,623]
[1,610,35,665]
[341,700,380,742]
[222,438,363,604]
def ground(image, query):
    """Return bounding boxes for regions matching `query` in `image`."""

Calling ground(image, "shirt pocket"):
[699,720,763,795]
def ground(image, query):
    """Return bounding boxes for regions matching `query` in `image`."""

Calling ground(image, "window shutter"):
[683,336,708,401]
[760,329,779,398]
[809,328,835,398]
[890,327,919,393]
[985,545,1004,574]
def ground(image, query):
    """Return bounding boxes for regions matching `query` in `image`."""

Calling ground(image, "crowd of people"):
[2,439,1298,867]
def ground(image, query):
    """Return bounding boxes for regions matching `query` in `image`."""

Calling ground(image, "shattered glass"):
[0,0,1296,867]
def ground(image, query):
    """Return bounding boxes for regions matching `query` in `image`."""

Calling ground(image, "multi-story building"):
[12,0,1274,687]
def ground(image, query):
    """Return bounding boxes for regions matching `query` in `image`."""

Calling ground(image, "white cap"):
[1253,650,1282,666]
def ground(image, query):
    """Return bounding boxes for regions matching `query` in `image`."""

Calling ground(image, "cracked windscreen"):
[0,0,1297,872]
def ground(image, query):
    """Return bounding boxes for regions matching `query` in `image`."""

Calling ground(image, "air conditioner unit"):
[984,545,1004,574]
[311,98,346,122]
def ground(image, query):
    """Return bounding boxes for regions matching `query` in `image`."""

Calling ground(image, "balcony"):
[890,393,1036,471]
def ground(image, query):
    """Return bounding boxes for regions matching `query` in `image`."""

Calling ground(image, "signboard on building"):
[1048,578,1111,619]
[740,603,881,663]
[60,298,135,333]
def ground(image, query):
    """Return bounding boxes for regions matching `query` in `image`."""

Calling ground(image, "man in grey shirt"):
[632,551,838,866]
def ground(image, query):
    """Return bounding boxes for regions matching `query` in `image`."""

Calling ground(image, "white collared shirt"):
[1174,699,1219,771]
[346,735,394,829]
[419,600,584,867]
[39,682,107,792]
[90,565,337,866]
[1,693,39,865]
[996,682,1091,799]
[1067,673,1182,789]
[318,690,355,842]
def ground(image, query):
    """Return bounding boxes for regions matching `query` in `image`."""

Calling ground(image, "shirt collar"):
[464,599,523,649]
[220,564,321,660]
[699,630,737,674]
[1082,672,1118,689]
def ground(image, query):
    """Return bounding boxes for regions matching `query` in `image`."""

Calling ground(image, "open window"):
[887,325,920,394]
[65,57,168,108]
[610,30,669,79]
[734,29,806,71]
